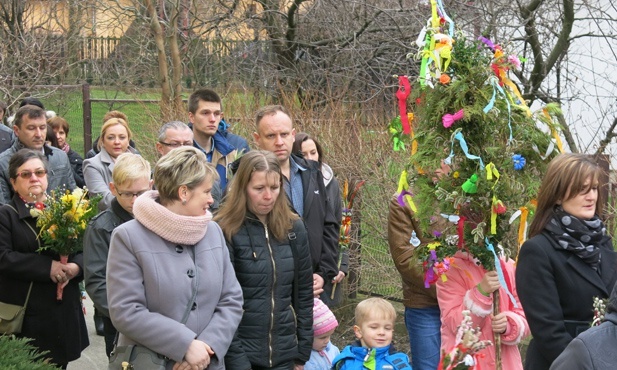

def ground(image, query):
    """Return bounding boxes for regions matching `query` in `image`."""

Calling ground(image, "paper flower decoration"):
[461,174,478,194]
[493,200,506,214]
[442,109,464,128]
[512,154,526,170]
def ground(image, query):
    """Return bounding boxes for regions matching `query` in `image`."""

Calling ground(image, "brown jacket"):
[387,196,438,308]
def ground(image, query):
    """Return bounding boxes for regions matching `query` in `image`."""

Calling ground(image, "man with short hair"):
[188,89,236,191]
[155,121,195,157]
[0,105,76,204]
[253,105,340,296]
[156,120,222,210]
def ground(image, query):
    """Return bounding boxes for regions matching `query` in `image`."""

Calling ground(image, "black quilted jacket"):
[224,216,314,369]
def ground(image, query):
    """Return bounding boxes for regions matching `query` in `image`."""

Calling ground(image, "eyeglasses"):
[116,190,148,199]
[16,169,47,179]
[159,141,193,148]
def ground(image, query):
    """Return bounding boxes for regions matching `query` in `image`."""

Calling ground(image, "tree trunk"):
[169,2,184,120]
[144,0,172,119]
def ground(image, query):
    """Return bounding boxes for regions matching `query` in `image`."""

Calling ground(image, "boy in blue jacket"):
[332,297,412,370]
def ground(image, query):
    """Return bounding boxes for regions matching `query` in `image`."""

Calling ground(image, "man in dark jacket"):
[253,105,340,295]
[0,123,13,153]
[550,283,617,370]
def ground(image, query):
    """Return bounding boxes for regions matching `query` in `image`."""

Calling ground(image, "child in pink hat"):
[305,298,340,370]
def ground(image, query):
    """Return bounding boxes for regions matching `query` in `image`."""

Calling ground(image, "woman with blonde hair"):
[516,153,617,370]
[215,150,313,370]
[83,117,138,210]
[106,146,243,369]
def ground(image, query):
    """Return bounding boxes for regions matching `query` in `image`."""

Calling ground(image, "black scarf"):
[545,207,609,270]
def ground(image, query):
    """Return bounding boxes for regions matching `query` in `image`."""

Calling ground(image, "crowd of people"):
[0,90,615,370]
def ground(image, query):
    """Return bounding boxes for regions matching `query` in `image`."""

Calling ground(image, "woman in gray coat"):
[83,117,138,211]
[107,146,243,370]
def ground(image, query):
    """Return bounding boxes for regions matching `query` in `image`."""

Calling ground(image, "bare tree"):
[465,0,617,155]
[0,1,78,108]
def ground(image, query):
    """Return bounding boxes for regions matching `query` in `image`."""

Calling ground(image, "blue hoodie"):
[332,341,412,370]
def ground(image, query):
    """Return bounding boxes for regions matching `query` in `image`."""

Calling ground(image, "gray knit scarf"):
[133,190,212,245]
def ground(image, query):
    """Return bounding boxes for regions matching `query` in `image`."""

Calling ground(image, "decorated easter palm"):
[389,1,563,368]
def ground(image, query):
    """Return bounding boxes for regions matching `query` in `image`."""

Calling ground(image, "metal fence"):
[4,83,403,303]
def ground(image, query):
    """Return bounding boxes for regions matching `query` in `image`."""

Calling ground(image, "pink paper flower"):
[442,109,464,128]
[508,55,521,69]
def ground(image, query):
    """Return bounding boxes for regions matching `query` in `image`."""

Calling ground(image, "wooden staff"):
[493,289,501,370]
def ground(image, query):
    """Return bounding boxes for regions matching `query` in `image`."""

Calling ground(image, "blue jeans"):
[405,306,441,370]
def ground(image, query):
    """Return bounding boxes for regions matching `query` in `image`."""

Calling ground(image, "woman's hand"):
[332,271,346,284]
[62,262,80,280]
[50,260,68,283]
[478,271,501,295]
[294,364,305,370]
[313,273,324,296]
[182,340,212,369]
[491,312,508,334]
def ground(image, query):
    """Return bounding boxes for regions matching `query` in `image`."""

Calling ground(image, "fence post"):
[82,83,92,156]
[347,179,363,299]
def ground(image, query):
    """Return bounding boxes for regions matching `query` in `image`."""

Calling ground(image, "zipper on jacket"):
[265,225,276,367]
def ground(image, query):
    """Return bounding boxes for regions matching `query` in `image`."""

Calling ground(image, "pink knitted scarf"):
[133,190,212,245]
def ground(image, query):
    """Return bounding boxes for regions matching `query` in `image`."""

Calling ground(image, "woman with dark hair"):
[516,153,617,370]
[215,150,313,370]
[293,132,345,307]
[107,146,243,370]
[0,149,89,368]
[48,116,85,187]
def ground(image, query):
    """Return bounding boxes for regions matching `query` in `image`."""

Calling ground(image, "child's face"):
[313,328,335,351]
[110,177,152,214]
[354,315,394,349]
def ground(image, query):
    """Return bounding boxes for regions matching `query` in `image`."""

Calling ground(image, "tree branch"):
[595,116,617,156]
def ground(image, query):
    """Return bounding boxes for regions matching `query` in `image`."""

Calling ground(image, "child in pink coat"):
[437,251,529,369]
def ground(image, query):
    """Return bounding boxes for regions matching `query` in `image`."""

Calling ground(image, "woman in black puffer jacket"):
[215,150,313,370]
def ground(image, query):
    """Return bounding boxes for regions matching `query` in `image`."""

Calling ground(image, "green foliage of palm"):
[396,37,560,270]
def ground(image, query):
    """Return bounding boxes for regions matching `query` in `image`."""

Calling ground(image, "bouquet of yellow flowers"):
[31,187,101,300]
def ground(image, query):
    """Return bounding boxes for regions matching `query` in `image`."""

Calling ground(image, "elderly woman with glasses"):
[0,149,89,368]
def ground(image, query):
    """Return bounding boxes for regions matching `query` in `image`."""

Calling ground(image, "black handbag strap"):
[6,204,35,307]
[288,232,299,310]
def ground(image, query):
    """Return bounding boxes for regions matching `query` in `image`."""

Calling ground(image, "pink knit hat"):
[313,298,339,336]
